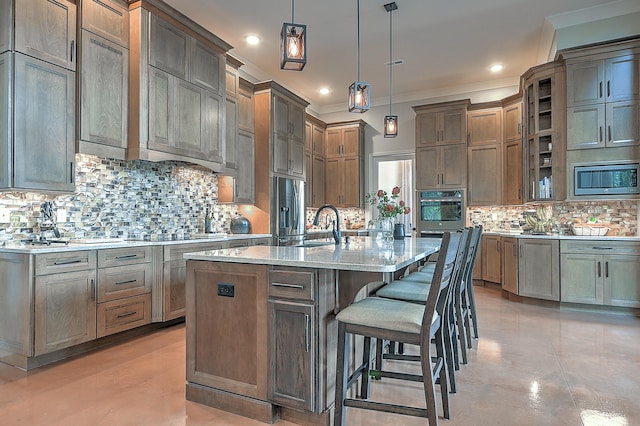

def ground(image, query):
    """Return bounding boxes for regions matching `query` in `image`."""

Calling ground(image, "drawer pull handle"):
[54,259,82,265]
[115,279,137,285]
[271,282,304,289]
[115,254,138,260]
[117,311,137,318]
[592,247,613,250]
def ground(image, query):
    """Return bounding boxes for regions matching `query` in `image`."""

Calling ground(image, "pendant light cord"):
[356,0,360,81]
[291,0,294,22]
[388,6,392,115]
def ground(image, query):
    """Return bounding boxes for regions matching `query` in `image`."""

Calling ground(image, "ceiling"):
[163,0,633,114]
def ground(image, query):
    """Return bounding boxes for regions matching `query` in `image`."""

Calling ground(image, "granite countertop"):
[484,231,640,241]
[184,236,441,273]
[0,234,273,254]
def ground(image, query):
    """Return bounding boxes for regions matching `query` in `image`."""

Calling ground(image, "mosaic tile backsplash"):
[468,201,639,236]
[1,153,637,243]
[0,154,239,242]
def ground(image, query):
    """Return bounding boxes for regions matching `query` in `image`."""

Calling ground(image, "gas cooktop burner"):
[22,238,69,246]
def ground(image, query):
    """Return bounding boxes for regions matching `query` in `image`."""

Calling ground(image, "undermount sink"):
[295,241,335,248]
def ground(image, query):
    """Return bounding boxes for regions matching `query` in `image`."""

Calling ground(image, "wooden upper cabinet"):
[79,30,129,155]
[149,14,189,80]
[14,0,77,71]
[468,144,502,206]
[467,107,501,146]
[81,0,129,48]
[502,97,523,205]
[414,100,468,147]
[312,125,325,156]
[325,123,362,158]
[238,78,254,133]
[191,40,222,93]
[324,120,364,207]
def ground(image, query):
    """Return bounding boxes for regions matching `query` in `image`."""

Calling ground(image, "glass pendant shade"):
[384,115,398,137]
[348,81,370,112]
[280,22,306,70]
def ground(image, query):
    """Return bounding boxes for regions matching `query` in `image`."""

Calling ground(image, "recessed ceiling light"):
[245,35,260,46]
[319,88,330,95]
[490,63,504,73]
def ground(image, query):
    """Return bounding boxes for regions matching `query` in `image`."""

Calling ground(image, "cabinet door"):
[325,128,342,157]
[14,0,76,70]
[225,96,238,169]
[290,102,305,144]
[238,84,254,133]
[164,259,187,320]
[289,139,306,178]
[503,102,522,143]
[481,235,501,283]
[503,140,523,205]
[174,78,205,156]
[467,109,501,146]
[191,39,222,93]
[204,90,223,163]
[268,300,314,412]
[566,60,604,107]
[519,239,559,301]
[502,237,518,294]
[273,132,291,175]
[341,156,361,207]
[560,253,601,304]
[305,151,313,207]
[34,270,97,356]
[80,30,128,150]
[149,14,189,79]
[468,144,501,206]
[81,0,129,48]
[14,54,75,192]
[416,111,438,146]
[441,144,466,188]
[342,127,360,156]
[148,67,171,147]
[441,109,466,144]
[311,155,325,208]
[605,255,640,308]
[324,158,340,206]
[605,54,640,103]
[0,52,9,189]
[566,104,606,150]
[235,131,255,204]
[605,100,640,148]
[416,146,439,189]
[312,126,325,156]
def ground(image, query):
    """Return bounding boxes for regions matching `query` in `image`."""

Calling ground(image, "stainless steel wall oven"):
[418,190,465,235]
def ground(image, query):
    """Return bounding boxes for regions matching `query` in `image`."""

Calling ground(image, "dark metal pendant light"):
[280,0,306,71]
[348,0,370,112]
[384,2,398,137]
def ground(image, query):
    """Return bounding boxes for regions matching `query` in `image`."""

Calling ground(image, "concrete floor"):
[1,286,639,425]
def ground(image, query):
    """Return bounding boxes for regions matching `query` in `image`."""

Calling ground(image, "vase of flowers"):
[365,187,411,242]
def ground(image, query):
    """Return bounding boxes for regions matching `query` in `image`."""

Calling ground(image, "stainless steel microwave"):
[574,163,639,195]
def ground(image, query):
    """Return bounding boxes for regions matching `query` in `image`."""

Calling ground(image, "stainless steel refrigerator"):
[272,177,305,246]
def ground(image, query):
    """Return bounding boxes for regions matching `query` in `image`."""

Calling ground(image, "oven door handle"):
[420,198,461,202]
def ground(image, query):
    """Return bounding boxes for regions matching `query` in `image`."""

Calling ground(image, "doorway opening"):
[372,153,414,234]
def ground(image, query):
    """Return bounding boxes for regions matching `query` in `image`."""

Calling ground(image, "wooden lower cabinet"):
[518,238,559,301]
[268,300,314,411]
[481,235,501,284]
[560,240,640,308]
[501,237,518,294]
[34,269,97,356]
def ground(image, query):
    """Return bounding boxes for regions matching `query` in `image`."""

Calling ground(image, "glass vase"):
[375,217,394,246]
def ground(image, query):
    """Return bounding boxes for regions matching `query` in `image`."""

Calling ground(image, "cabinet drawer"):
[35,251,97,275]
[98,246,152,268]
[97,293,151,338]
[269,269,314,301]
[97,262,152,302]
[164,242,225,261]
[560,240,640,255]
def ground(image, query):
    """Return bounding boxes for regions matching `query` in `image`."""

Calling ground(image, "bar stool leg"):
[334,322,349,426]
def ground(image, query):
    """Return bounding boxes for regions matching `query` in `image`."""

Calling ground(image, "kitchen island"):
[183,237,440,425]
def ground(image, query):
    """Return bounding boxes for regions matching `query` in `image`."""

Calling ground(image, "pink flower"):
[399,200,405,207]
[404,207,411,214]
[392,186,400,195]
[377,189,384,197]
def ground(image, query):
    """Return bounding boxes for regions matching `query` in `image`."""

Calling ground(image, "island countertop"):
[184,236,440,272]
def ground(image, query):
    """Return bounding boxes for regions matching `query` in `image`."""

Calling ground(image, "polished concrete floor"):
[1,286,639,425]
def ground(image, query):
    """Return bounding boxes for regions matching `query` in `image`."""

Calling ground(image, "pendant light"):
[348,0,370,112]
[280,0,306,71]
[384,2,398,137]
